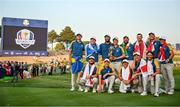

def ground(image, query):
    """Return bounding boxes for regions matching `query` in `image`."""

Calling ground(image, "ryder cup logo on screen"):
[15,29,35,49]
[23,19,29,26]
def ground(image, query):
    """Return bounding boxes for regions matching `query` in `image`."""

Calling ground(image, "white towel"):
[122,65,131,80]
[82,63,95,80]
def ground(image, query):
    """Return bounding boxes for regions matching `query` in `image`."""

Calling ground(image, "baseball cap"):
[104,58,110,62]
[89,56,95,60]
[133,52,140,56]
[122,59,129,63]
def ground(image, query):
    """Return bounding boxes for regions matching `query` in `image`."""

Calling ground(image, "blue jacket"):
[85,43,99,62]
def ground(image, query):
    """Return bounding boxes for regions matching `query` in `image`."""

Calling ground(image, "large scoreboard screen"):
[1,17,48,56]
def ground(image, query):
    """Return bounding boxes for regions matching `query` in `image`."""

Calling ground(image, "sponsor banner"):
[2,50,48,56]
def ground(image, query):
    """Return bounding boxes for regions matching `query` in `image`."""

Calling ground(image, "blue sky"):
[0,0,179,44]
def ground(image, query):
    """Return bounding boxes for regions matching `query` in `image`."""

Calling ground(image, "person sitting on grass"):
[115,59,133,93]
[97,59,116,94]
[77,56,98,93]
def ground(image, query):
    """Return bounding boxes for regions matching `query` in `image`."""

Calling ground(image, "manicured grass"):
[0,69,180,106]
[173,56,180,61]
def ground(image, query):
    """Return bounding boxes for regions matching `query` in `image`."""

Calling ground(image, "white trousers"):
[161,64,175,92]
[147,74,162,94]
[78,78,98,90]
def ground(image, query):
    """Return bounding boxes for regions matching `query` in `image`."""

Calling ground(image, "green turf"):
[174,56,180,61]
[0,69,180,106]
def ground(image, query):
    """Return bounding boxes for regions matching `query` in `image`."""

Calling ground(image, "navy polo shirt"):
[99,43,111,60]
[100,67,113,79]
[153,41,161,58]
[110,45,124,62]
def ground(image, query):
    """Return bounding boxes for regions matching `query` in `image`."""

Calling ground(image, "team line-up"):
[69,32,174,97]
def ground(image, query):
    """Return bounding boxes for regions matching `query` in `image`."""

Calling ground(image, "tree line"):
[48,26,89,51]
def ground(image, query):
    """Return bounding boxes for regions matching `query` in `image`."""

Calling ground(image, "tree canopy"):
[54,42,65,51]
[58,26,75,43]
[48,30,58,43]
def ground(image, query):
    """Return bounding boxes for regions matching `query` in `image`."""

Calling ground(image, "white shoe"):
[78,88,84,92]
[92,88,96,93]
[131,89,135,93]
[101,89,105,93]
[84,88,88,93]
[159,88,166,94]
[167,91,174,95]
[140,91,147,96]
[108,90,114,94]
[154,93,159,97]
[70,87,75,91]
[120,90,126,93]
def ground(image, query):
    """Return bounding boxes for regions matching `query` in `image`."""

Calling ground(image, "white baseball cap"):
[133,52,140,56]
[159,36,166,40]
[104,58,110,62]
[113,37,119,41]
[90,36,96,40]
[89,56,95,60]
[122,59,129,63]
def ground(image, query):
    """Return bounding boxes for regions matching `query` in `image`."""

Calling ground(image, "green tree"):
[83,41,89,46]
[48,30,58,50]
[58,26,75,43]
[54,42,65,51]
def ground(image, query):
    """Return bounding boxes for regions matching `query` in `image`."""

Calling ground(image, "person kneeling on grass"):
[77,56,98,93]
[115,59,133,93]
[97,59,116,94]
[131,52,148,96]
[146,51,162,97]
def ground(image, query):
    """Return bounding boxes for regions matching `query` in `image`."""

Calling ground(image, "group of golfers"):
[69,32,174,97]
